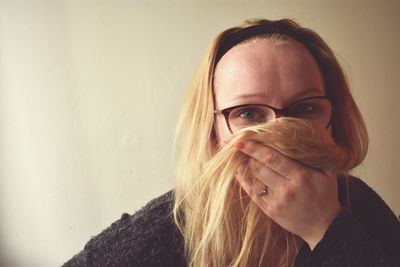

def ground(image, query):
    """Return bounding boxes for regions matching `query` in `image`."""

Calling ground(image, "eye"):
[230,106,266,122]
[290,101,321,117]
[239,110,258,120]
[286,97,332,127]
[295,103,315,114]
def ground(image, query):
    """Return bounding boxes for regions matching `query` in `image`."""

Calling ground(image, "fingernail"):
[235,141,245,150]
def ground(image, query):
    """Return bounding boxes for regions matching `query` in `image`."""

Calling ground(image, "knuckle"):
[294,174,306,187]
[293,169,309,187]
[249,160,262,176]
[298,168,309,180]
[281,187,296,202]
[262,152,282,169]
[247,159,256,172]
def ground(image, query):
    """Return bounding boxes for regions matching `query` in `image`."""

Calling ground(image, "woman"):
[64,19,400,267]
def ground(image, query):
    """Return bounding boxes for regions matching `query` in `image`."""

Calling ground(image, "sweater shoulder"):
[86,190,176,248]
[337,175,400,264]
[119,190,175,227]
[63,190,185,267]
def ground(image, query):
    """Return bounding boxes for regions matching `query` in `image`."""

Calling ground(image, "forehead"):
[213,39,325,109]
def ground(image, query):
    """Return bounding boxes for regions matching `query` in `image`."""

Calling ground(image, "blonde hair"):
[172,19,368,267]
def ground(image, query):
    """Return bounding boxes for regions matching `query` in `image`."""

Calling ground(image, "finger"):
[236,140,303,179]
[236,164,253,185]
[259,185,274,205]
[247,158,287,191]
[236,165,274,202]
[236,166,275,216]
[235,173,271,213]
[236,173,266,199]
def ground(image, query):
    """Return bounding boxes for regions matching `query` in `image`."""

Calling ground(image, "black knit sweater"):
[63,176,400,266]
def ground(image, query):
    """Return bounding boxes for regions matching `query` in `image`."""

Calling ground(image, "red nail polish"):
[235,141,245,150]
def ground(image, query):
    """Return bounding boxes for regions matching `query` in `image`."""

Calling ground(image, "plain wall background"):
[1,0,399,266]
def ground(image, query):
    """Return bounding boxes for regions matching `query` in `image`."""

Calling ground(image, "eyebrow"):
[293,87,325,97]
[230,92,269,101]
[231,87,325,102]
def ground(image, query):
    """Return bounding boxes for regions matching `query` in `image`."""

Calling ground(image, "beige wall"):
[0,0,399,266]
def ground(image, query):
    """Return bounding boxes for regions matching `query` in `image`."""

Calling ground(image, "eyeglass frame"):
[213,95,333,134]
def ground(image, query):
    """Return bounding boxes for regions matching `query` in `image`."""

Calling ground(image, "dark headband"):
[215,23,297,64]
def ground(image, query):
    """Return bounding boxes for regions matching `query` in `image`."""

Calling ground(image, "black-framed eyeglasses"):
[213,96,333,134]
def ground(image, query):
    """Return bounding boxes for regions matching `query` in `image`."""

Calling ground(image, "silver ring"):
[259,187,268,196]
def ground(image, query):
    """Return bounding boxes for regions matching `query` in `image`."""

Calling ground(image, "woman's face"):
[213,39,327,146]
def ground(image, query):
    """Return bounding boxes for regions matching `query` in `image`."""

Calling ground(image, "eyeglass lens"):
[228,98,332,133]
